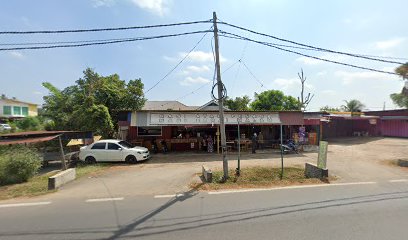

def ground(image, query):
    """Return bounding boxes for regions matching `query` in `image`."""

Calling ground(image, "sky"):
[0,0,407,111]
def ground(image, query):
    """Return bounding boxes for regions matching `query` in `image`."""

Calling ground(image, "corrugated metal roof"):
[381,116,408,120]
[142,101,196,111]
[0,135,60,145]
[0,130,78,137]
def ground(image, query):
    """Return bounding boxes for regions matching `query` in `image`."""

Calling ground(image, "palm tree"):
[395,62,408,80]
[341,99,365,112]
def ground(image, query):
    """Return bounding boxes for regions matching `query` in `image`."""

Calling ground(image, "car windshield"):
[118,141,134,149]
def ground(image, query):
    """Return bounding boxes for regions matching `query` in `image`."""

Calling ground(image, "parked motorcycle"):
[160,139,168,154]
[281,139,299,154]
[151,139,158,154]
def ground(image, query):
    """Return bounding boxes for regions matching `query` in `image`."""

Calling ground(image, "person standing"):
[251,133,257,154]
[207,135,214,153]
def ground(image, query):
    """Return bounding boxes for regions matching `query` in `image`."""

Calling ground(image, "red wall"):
[323,119,379,138]
[380,120,408,137]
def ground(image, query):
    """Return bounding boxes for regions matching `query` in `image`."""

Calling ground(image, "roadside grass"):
[0,162,112,201]
[194,166,331,191]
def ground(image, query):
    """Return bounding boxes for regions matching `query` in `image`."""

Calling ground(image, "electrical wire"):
[0,30,212,51]
[0,20,212,34]
[240,60,267,89]
[220,31,399,76]
[144,30,210,94]
[160,59,241,108]
[218,21,406,65]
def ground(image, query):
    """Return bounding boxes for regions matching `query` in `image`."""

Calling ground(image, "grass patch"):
[0,172,56,200]
[0,163,112,201]
[75,162,113,179]
[194,166,331,191]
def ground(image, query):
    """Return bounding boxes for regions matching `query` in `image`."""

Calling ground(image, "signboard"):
[149,112,281,126]
[317,141,328,169]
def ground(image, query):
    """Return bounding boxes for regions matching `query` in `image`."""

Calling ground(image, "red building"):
[365,109,408,138]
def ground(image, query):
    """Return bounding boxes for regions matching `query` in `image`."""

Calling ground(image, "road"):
[1,180,407,240]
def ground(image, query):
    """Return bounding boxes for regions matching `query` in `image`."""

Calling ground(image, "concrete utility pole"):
[213,12,228,180]
[58,135,67,170]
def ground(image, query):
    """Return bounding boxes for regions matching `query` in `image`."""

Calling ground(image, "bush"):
[0,146,42,185]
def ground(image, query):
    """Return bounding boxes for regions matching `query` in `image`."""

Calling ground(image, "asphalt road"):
[1,180,407,240]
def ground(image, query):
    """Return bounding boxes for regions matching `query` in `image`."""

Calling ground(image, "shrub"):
[0,146,42,185]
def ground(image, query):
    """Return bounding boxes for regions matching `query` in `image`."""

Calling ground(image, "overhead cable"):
[144,30,210,94]
[218,21,405,65]
[0,30,212,51]
[220,31,399,76]
[0,20,212,34]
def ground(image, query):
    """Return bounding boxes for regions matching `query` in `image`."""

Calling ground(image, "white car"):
[79,139,150,164]
[0,124,12,132]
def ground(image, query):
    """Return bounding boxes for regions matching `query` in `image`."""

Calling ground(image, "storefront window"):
[137,127,162,136]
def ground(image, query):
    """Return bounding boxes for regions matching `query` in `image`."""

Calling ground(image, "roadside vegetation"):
[195,166,331,191]
[0,146,42,186]
[0,161,112,200]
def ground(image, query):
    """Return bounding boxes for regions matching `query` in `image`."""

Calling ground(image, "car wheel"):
[85,156,96,164]
[125,155,137,164]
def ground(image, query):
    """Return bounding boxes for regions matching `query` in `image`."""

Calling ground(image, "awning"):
[0,135,60,145]
[279,112,304,125]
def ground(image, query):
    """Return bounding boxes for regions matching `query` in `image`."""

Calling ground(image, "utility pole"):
[213,12,228,180]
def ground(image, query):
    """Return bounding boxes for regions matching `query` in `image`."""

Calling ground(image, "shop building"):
[364,109,408,138]
[118,100,321,152]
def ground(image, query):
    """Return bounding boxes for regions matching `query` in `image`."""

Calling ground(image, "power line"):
[240,60,267,89]
[0,30,212,51]
[0,37,142,46]
[144,30,210,95]
[0,20,212,34]
[160,59,242,108]
[220,31,399,76]
[218,21,406,65]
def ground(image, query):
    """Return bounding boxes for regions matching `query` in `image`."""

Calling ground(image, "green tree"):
[390,92,408,108]
[225,96,251,111]
[390,62,408,108]
[341,99,365,112]
[320,106,340,112]
[250,90,299,111]
[15,116,43,131]
[395,62,408,80]
[42,68,146,137]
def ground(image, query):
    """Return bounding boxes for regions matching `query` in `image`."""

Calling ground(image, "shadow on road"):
[1,190,407,239]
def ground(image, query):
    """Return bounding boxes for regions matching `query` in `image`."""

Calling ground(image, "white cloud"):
[335,69,398,85]
[130,0,170,16]
[179,76,210,86]
[321,90,336,95]
[183,65,210,74]
[316,71,327,76]
[179,50,227,63]
[273,78,313,90]
[164,51,227,64]
[374,38,405,50]
[296,54,349,65]
[8,51,25,60]
[92,0,116,7]
[296,56,321,65]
